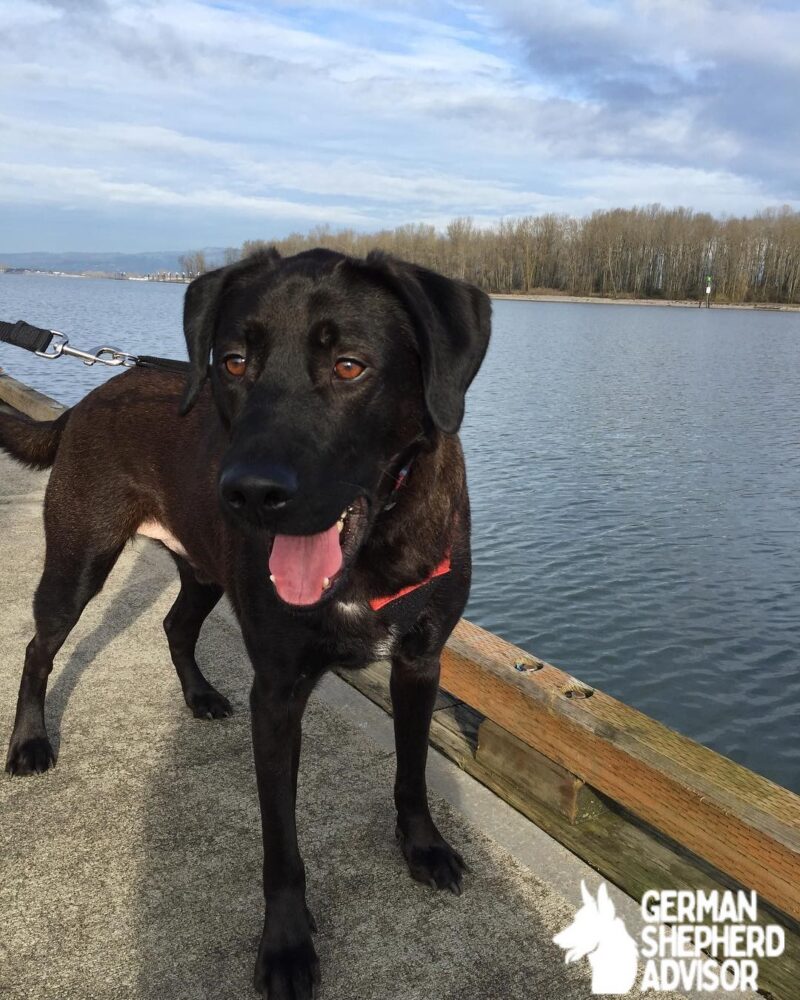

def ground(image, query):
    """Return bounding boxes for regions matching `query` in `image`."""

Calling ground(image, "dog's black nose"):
[219,463,298,516]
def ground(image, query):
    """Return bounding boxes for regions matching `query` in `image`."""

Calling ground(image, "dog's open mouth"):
[267,496,368,607]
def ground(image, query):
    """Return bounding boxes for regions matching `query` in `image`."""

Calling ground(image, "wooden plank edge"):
[0,372,67,421]
[334,659,799,1000]
[441,620,800,920]
[333,661,590,824]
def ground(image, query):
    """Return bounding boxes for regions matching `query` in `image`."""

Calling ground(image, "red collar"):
[369,552,451,612]
[371,450,452,611]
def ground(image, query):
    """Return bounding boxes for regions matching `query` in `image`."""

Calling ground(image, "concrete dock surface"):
[0,455,698,999]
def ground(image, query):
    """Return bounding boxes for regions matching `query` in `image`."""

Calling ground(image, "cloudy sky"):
[2,0,799,251]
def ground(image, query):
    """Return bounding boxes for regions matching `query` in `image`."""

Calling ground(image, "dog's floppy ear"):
[180,249,281,414]
[180,266,228,414]
[363,251,491,434]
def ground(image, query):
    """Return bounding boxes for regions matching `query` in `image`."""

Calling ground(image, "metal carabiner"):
[34,330,70,360]
[91,347,139,368]
[35,332,139,368]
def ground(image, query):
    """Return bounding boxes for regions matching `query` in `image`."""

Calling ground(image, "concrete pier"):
[0,450,698,999]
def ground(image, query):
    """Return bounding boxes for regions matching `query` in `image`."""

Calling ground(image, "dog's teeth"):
[337,519,344,534]
[322,577,331,590]
[269,574,276,583]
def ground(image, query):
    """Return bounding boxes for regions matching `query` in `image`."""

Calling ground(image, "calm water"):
[2,274,799,792]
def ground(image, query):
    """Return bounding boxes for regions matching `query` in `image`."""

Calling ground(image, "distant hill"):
[0,248,229,275]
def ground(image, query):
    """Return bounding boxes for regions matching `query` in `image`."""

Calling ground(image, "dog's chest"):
[331,600,399,664]
[330,568,447,664]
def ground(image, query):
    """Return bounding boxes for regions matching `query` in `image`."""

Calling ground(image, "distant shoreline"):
[1,269,188,283]
[4,270,800,311]
[491,292,800,312]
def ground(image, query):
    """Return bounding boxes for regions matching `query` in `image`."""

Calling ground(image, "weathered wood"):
[477,719,601,824]
[440,618,800,921]
[0,372,67,421]
[338,665,601,826]
[460,732,800,1000]
[335,654,799,999]
[432,700,482,750]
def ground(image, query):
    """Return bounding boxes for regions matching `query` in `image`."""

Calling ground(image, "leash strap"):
[0,317,188,374]
[135,356,191,374]
[0,319,55,354]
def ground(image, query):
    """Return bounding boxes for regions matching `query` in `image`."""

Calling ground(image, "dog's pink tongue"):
[269,526,343,606]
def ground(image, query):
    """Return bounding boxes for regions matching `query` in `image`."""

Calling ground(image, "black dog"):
[1,248,491,998]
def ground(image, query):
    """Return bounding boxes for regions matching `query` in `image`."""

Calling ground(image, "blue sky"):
[2,0,799,251]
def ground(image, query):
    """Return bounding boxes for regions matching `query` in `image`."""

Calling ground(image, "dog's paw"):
[396,824,467,895]
[254,935,320,1000]
[186,688,233,720]
[5,735,56,776]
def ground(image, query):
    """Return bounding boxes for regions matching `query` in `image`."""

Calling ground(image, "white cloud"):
[1,0,797,250]
[0,113,557,215]
[0,161,373,224]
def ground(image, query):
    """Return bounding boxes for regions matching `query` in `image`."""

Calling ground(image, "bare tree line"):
[178,248,239,277]
[217,204,800,303]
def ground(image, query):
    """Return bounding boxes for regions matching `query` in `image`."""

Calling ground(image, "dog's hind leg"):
[5,542,123,776]
[163,555,232,720]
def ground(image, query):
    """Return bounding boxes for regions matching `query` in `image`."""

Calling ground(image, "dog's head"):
[181,247,491,609]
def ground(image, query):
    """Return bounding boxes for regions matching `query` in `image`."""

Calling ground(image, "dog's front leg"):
[250,669,320,1000]
[390,652,467,894]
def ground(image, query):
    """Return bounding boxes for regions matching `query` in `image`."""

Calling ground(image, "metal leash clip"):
[35,331,138,368]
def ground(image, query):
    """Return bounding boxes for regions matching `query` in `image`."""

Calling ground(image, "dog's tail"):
[0,407,71,470]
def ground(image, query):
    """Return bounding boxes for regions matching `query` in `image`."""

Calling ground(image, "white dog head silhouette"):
[553,882,638,995]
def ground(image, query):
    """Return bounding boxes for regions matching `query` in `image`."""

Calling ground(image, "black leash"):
[0,318,188,374]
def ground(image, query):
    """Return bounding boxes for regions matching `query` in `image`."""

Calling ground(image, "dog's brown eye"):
[334,358,366,381]
[224,354,247,378]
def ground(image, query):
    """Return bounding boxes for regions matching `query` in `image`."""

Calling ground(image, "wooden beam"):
[476,719,600,824]
[0,372,67,421]
[440,618,800,921]
[335,656,800,1000]
[334,662,594,825]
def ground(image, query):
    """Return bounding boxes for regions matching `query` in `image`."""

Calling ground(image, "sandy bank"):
[490,292,800,312]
